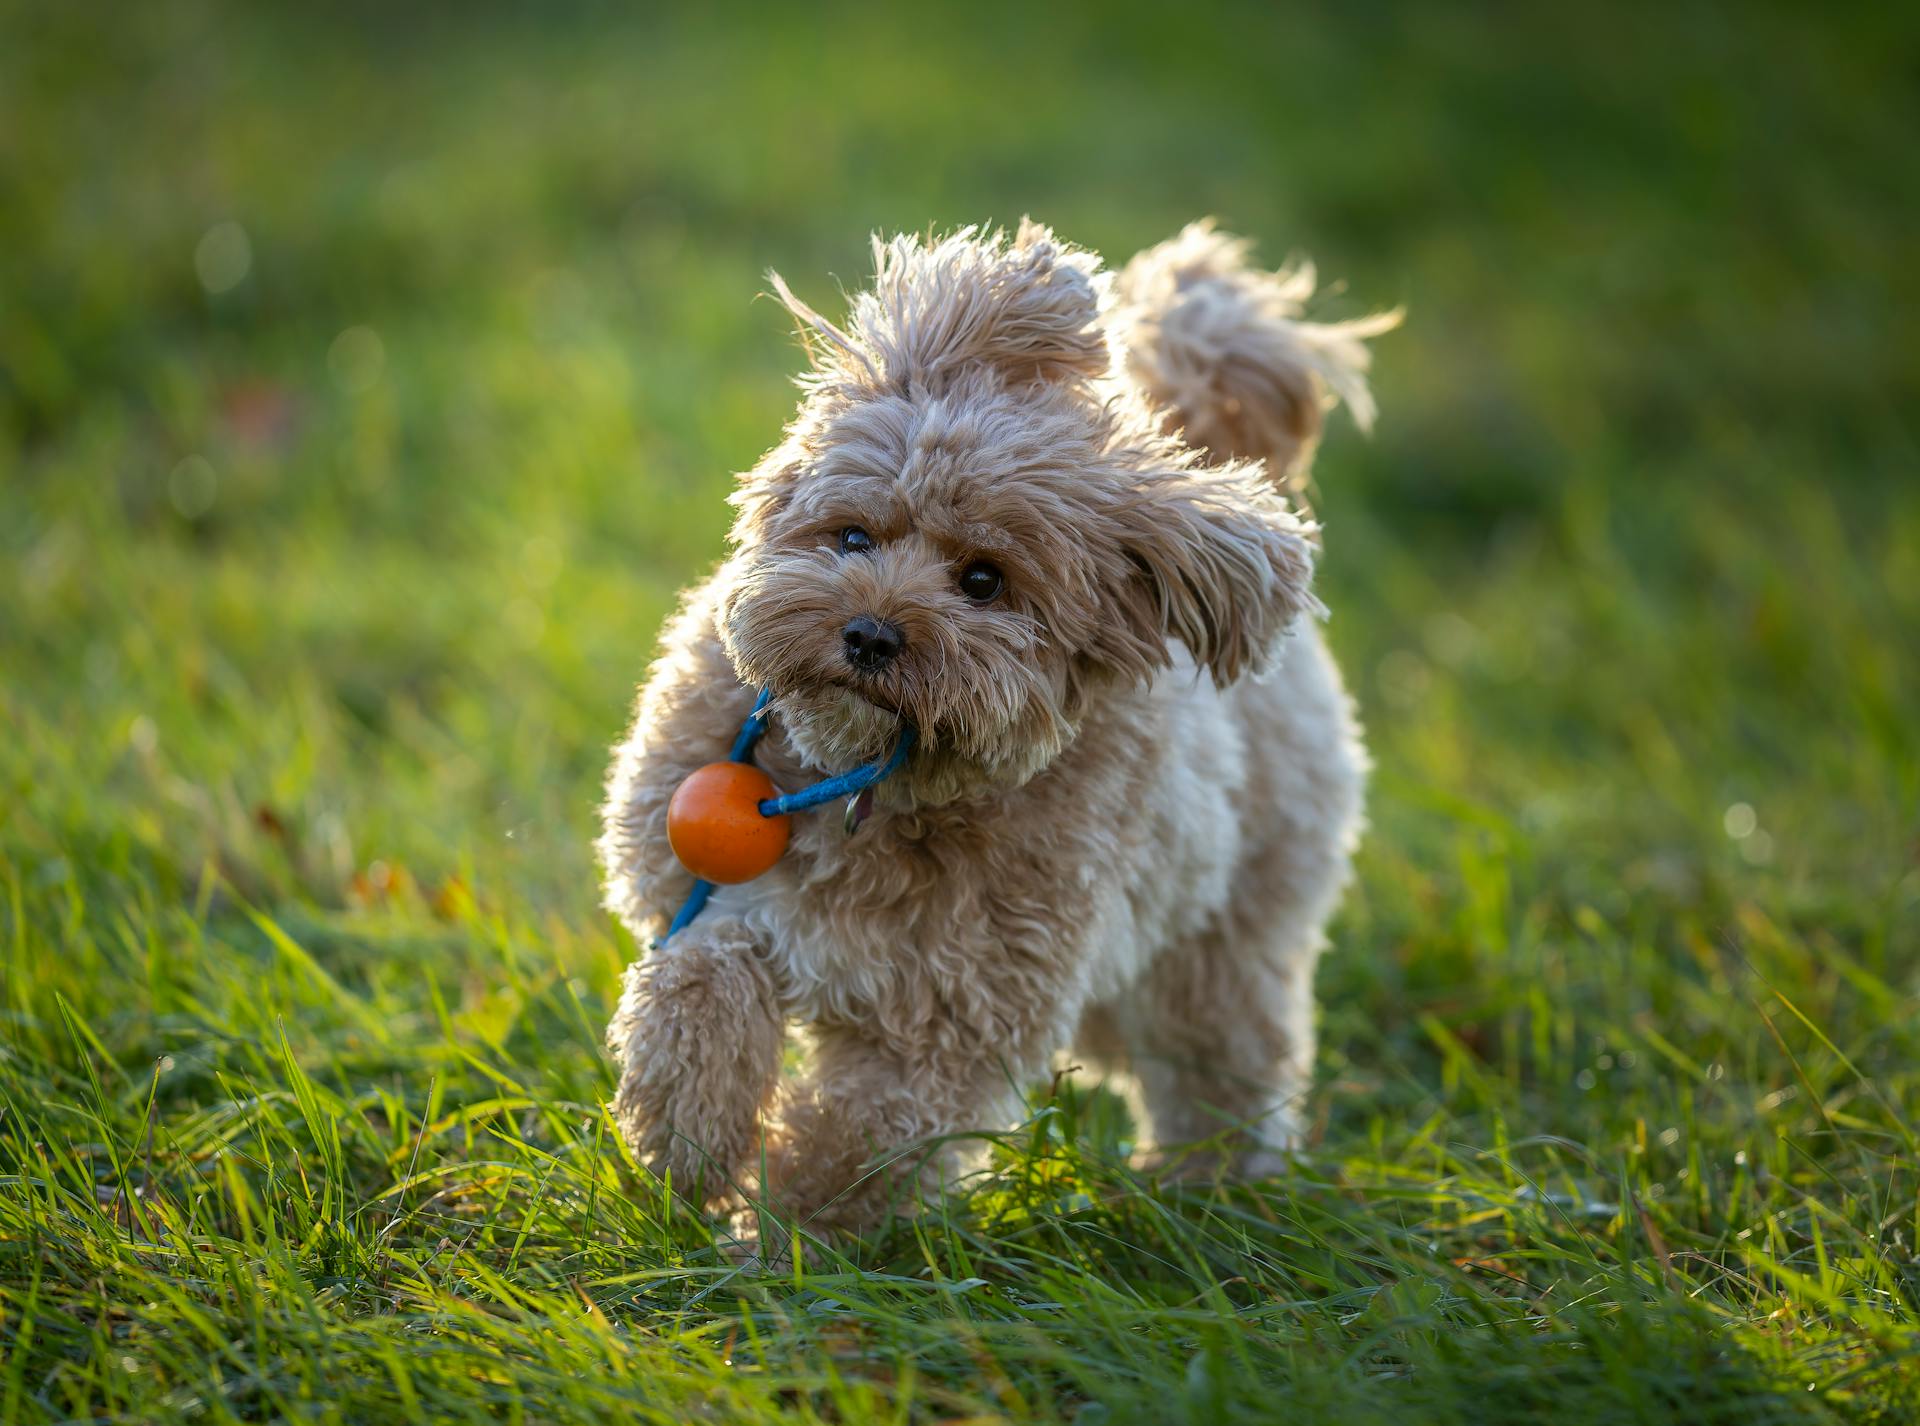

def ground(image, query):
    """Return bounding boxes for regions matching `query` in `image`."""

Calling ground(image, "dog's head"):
[718,221,1322,803]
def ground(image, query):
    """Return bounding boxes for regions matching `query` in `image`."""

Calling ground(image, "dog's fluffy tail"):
[1113,221,1400,485]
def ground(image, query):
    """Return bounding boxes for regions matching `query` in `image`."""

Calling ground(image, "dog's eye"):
[958,561,1004,603]
[839,526,874,554]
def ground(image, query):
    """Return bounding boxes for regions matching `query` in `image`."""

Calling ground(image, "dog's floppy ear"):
[772,219,1110,392]
[1087,458,1322,688]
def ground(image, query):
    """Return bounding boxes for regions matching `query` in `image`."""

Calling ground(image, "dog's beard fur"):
[719,542,1076,805]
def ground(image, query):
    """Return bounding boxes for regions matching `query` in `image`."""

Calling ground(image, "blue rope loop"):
[658,688,914,944]
[758,724,917,815]
[726,686,774,762]
[663,879,714,940]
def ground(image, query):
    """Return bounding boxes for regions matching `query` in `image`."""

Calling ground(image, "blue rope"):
[726,686,774,762]
[758,724,917,815]
[658,689,914,944]
[663,878,715,940]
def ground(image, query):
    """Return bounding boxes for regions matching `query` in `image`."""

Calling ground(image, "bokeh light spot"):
[328,326,386,393]
[127,715,158,755]
[168,455,219,519]
[194,221,252,294]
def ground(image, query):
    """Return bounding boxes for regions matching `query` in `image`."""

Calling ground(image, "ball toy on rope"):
[656,688,918,941]
[666,761,791,884]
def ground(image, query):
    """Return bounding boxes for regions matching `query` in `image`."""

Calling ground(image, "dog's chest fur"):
[704,647,1294,1068]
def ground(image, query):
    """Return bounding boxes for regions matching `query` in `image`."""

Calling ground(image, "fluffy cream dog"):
[598,219,1395,1230]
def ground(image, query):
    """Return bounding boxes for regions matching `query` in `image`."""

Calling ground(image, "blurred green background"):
[3,2,1918,1421]
[6,2,1914,920]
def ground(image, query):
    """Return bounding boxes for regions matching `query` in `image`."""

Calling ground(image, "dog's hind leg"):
[1111,627,1364,1176]
[1116,906,1326,1177]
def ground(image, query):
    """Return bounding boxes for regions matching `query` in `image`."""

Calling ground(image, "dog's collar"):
[658,687,916,943]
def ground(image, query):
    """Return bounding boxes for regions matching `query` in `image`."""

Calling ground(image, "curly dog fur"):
[598,219,1397,1230]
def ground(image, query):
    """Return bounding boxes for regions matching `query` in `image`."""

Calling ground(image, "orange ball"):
[666,762,790,884]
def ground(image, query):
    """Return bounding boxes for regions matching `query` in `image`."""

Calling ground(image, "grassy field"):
[4,2,1918,1421]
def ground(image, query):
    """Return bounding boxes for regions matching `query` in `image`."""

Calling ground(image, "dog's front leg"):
[606,918,785,1207]
[760,1024,1035,1233]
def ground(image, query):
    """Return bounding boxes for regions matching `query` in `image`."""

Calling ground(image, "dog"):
[598,219,1396,1231]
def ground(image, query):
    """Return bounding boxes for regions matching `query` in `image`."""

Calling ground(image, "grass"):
[3,1,1918,1420]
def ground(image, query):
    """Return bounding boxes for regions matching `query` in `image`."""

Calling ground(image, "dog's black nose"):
[842,615,904,671]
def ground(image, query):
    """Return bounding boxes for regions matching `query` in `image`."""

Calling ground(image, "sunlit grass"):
[3,1,1917,1421]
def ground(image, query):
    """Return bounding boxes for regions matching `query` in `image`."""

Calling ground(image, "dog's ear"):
[772,220,1110,392]
[1085,459,1322,688]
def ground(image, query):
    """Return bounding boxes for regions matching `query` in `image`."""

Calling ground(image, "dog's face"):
[719,224,1321,803]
